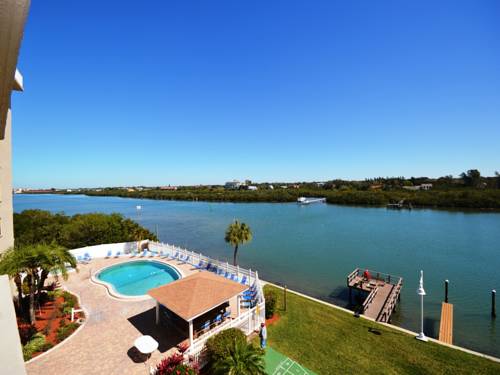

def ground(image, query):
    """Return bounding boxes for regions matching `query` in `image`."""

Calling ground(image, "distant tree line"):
[14,210,158,248]
[53,169,500,210]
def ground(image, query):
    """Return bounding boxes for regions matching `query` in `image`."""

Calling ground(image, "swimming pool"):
[96,260,181,297]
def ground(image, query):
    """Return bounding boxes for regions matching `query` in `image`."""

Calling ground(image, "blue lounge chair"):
[213,314,222,325]
[240,276,248,285]
[115,250,121,258]
[184,255,190,264]
[217,268,225,276]
[130,249,137,257]
[230,274,238,282]
[159,250,165,257]
[171,251,179,260]
[140,250,147,257]
[148,250,154,257]
[84,252,92,262]
[223,310,231,319]
[77,255,88,264]
[201,320,210,331]
[195,260,205,269]
[224,272,231,279]
[106,250,112,258]
[240,300,255,308]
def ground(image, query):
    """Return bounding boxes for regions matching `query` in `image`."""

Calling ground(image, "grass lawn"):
[263,285,500,375]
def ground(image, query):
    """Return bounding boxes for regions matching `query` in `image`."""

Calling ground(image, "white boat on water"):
[297,197,326,205]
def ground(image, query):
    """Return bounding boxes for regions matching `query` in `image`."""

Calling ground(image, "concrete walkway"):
[26,257,198,375]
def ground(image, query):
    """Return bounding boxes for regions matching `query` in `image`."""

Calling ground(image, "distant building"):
[160,186,178,191]
[225,180,243,190]
[247,186,258,191]
[403,184,433,191]
[280,185,288,189]
[269,185,274,190]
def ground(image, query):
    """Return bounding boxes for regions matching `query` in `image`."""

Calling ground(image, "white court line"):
[273,357,295,375]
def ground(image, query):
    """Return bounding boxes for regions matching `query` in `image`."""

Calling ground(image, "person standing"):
[259,322,267,349]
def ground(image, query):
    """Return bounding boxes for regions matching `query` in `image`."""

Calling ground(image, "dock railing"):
[350,268,402,286]
[377,278,403,323]
[362,287,378,313]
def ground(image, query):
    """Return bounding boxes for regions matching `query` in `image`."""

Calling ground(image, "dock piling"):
[445,280,449,303]
[492,290,497,318]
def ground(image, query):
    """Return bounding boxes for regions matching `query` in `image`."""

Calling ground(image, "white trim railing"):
[185,300,266,367]
[149,241,261,287]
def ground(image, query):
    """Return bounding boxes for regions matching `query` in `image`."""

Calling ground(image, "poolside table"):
[134,335,158,356]
[134,335,158,372]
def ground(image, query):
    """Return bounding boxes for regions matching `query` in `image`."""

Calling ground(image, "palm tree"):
[0,243,77,324]
[212,340,266,375]
[224,220,252,266]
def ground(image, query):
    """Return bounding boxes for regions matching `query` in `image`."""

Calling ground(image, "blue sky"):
[12,1,500,188]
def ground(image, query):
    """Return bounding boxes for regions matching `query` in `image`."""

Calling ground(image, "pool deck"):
[25,256,239,375]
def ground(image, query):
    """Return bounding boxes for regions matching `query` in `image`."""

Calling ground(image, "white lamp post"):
[416,270,428,341]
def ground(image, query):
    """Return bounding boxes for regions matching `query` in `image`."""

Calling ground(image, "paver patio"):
[26,256,202,375]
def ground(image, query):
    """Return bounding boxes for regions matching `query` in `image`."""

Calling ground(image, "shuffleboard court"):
[265,347,316,375]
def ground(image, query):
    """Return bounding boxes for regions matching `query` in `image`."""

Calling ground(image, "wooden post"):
[445,280,449,303]
[284,285,287,312]
[492,290,497,318]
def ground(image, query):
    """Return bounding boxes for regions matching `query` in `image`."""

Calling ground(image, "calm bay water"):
[14,194,500,357]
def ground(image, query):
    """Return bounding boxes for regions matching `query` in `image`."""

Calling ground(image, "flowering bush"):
[155,353,198,375]
[171,364,197,375]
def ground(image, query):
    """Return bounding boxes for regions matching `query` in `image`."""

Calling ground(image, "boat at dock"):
[297,197,327,205]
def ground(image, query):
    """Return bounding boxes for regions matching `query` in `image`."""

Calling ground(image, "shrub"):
[171,364,197,375]
[155,353,198,375]
[205,328,247,364]
[56,322,79,342]
[62,291,77,308]
[264,289,277,319]
[22,333,46,361]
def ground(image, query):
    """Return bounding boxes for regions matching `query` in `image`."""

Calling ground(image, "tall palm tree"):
[213,340,266,375]
[224,220,252,266]
[0,243,77,324]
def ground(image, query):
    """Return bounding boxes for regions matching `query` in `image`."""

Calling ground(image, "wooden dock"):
[347,268,403,323]
[438,302,453,344]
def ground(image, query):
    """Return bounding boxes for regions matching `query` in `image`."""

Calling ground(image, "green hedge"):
[205,328,247,365]
[264,289,277,319]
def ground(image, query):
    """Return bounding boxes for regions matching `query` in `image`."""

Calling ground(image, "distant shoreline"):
[17,188,500,212]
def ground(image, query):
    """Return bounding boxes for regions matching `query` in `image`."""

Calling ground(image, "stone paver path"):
[26,257,198,375]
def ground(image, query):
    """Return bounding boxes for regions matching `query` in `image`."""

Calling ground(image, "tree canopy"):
[224,220,252,266]
[14,210,158,248]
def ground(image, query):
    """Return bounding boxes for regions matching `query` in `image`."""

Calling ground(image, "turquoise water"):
[96,260,180,296]
[14,194,500,357]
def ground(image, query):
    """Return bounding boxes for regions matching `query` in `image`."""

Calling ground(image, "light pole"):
[416,270,428,342]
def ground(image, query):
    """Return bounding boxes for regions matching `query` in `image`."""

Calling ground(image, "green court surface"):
[264,347,316,375]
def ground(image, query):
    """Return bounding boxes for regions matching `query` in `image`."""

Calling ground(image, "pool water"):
[96,260,180,296]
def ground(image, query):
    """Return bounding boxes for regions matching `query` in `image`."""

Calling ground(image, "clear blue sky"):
[12,0,500,188]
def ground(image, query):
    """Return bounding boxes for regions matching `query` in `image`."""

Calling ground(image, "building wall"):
[0,108,14,253]
[0,275,26,375]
